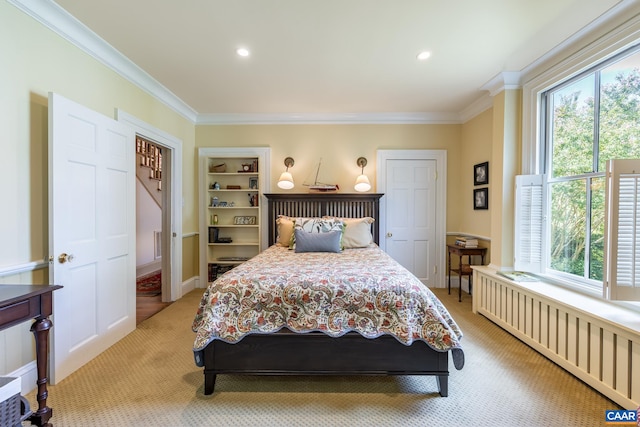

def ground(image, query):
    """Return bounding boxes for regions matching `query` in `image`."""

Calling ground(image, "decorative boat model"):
[304,158,339,191]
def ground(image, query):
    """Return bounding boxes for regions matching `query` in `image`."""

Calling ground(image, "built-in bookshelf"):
[198,148,270,285]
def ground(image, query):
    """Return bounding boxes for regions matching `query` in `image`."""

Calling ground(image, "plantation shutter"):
[604,159,640,301]
[514,174,545,273]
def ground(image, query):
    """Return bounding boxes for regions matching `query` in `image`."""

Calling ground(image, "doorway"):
[377,150,447,288]
[117,110,183,304]
[135,136,168,321]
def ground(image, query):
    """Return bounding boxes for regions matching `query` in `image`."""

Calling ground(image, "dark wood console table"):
[447,245,487,302]
[0,284,62,427]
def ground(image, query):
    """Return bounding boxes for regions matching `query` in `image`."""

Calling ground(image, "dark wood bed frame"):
[198,193,452,396]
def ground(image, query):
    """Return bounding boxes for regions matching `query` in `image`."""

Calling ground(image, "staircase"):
[136,136,162,207]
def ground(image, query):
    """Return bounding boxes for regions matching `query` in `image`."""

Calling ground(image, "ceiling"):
[52,0,624,123]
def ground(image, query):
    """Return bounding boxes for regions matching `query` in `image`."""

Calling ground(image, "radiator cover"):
[472,267,639,409]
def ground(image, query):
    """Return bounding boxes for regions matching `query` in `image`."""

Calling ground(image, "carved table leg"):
[29,317,53,427]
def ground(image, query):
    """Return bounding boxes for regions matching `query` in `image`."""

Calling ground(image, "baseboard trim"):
[181,276,198,296]
[136,261,161,278]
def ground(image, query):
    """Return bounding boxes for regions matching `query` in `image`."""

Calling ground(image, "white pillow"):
[324,217,374,248]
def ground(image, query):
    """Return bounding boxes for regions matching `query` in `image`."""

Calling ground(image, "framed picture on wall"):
[474,161,489,186]
[474,188,489,210]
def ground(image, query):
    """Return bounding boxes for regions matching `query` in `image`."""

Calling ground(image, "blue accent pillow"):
[291,217,344,249]
[294,229,342,253]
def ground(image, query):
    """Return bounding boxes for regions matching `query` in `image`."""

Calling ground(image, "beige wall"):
[182,235,199,282]
[195,123,465,223]
[459,108,493,238]
[0,2,195,375]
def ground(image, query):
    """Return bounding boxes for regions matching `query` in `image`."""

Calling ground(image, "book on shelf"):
[497,271,538,282]
[455,236,478,248]
[208,263,238,282]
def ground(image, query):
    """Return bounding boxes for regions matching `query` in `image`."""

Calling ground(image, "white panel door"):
[385,159,437,285]
[49,93,136,383]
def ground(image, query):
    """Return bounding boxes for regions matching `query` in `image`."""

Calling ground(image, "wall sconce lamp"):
[354,157,371,192]
[277,157,295,190]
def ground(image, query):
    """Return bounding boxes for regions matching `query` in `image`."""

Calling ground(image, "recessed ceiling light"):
[417,51,431,61]
[236,48,250,57]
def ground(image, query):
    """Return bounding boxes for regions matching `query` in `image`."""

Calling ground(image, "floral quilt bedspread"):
[192,245,464,369]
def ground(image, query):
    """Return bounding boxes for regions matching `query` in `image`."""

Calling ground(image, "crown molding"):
[458,93,494,122]
[480,72,523,97]
[8,0,198,122]
[520,0,640,82]
[196,112,465,125]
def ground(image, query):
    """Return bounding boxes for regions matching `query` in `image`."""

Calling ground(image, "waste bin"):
[0,377,21,426]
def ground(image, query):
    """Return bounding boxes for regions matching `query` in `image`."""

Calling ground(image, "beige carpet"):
[24,288,621,426]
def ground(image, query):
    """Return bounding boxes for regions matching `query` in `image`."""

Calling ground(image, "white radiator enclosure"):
[472,267,640,409]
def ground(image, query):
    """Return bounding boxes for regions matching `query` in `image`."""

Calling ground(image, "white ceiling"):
[51,0,624,123]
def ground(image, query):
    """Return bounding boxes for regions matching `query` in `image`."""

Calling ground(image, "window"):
[516,44,640,300]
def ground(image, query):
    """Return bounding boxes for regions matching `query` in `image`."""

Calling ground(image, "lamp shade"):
[354,174,371,192]
[277,171,295,189]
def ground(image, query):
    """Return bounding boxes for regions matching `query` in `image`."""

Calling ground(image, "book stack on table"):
[455,236,478,248]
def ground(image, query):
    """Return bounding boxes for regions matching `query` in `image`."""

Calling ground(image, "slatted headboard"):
[264,193,383,246]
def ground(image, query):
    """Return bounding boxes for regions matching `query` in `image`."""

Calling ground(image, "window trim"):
[516,13,640,297]
[521,12,640,176]
[538,41,640,290]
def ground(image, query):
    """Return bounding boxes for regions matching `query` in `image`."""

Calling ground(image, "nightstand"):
[447,244,487,302]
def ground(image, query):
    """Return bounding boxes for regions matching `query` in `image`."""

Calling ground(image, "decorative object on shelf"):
[234,216,257,225]
[249,177,258,189]
[209,227,219,243]
[354,157,371,192]
[240,163,252,172]
[211,163,226,173]
[277,157,295,190]
[474,161,489,186]
[226,185,241,189]
[211,196,219,207]
[213,182,220,190]
[304,157,339,191]
[473,188,489,210]
[218,201,228,207]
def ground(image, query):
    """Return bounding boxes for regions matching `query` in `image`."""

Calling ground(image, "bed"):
[193,193,464,396]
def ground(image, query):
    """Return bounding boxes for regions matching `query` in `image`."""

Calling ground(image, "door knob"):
[58,253,74,264]
[387,232,393,237]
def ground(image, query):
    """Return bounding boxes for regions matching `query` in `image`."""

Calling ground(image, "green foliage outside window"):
[546,56,640,282]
